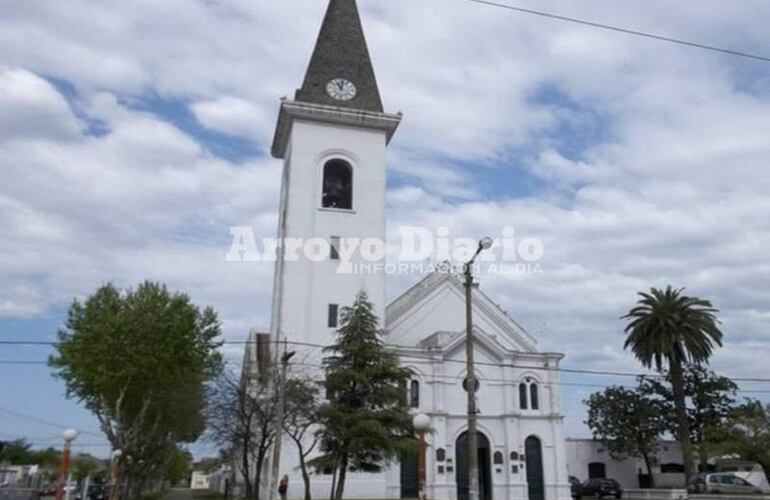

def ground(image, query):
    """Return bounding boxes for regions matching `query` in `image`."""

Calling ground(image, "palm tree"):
[623,286,723,480]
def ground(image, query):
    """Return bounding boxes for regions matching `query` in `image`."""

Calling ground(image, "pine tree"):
[314,291,414,500]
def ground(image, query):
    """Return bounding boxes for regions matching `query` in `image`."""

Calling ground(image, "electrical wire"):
[5,337,770,384]
[465,0,770,63]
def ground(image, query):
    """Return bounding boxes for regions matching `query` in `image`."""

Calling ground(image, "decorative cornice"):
[271,100,402,159]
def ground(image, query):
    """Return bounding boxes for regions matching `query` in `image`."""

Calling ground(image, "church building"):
[251,0,572,498]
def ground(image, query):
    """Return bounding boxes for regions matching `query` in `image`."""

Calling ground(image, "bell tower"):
[270,0,401,351]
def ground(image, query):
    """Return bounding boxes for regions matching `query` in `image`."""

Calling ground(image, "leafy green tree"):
[720,400,770,481]
[284,376,322,500]
[72,455,103,482]
[0,439,35,464]
[623,286,723,480]
[639,365,737,467]
[585,386,666,485]
[50,281,223,495]
[313,291,414,500]
[166,449,193,485]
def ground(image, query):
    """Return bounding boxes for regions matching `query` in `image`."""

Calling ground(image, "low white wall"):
[624,489,687,500]
[691,496,770,500]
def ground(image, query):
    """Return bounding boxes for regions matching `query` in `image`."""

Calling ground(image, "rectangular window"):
[330,236,341,260]
[327,304,339,328]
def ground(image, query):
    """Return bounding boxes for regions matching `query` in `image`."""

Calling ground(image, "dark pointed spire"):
[295,0,384,112]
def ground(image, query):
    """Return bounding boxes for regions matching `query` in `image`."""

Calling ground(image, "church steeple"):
[295,0,383,112]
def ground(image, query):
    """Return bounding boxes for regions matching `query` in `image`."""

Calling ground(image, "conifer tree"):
[314,291,414,500]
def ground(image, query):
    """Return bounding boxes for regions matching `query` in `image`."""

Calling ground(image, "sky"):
[1,0,770,460]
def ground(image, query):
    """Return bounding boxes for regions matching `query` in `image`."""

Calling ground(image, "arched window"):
[436,448,446,462]
[410,380,420,408]
[322,159,352,209]
[530,383,539,410]
[519,383,528,410]
[493,452,504,465]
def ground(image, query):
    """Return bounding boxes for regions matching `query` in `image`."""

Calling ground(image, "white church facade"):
[248,0,572,498]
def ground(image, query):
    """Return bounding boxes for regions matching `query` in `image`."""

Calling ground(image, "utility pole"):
[269,339,296,500]
[464,238,492,500]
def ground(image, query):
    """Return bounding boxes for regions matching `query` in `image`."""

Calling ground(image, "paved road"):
[160,490,195,500]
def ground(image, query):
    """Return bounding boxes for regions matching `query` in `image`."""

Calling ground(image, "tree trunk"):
[334,454,348,500]
[329,458,338,500]
[241,438,254,499]
[698,446,709,473]
[296,444,312,500]
[643,453,655,488]
[255,449,267,500]
[670,356,696,480]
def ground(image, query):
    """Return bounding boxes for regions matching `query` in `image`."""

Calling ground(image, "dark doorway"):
[400,445,418,498]
[588,462,607,479]
[456,431,492,500]
[525,436,545,500]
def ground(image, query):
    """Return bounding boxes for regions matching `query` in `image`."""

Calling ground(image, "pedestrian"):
[278,475,289,500]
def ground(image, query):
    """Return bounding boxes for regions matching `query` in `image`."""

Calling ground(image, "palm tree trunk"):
[670,356,695,480]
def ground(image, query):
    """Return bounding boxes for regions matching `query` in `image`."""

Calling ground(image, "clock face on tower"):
[326,78,357,101]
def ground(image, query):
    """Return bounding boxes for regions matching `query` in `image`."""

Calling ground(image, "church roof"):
[295,0,384,112]
[385,268,539,353]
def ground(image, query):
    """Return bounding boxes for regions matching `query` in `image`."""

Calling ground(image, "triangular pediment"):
[385,271,537,353]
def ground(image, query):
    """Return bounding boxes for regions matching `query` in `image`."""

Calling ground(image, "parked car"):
[77,484,107,500]
[688,472,763,495]
[580,478,623,499]
[569,476,583,499]
[39,485,57,496]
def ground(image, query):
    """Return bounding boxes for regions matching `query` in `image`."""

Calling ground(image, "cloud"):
[191,96,271,140]
[2,0,770,441]
[0,68,81,140]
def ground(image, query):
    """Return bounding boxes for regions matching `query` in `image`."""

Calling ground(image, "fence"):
[0,489,41,500]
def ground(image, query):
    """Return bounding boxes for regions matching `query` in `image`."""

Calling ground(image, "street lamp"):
[55,429,79,500]
[109,449,123,500]
[412,413,431,500]
[464,237,492,500]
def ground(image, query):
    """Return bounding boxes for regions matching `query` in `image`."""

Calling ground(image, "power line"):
[7,337,770,384]
[283,360,770,395]
[0,406,103,438]
[466,0,770,63]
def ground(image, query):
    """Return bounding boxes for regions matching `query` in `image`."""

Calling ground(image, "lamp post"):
[109,449,122,500]
[269,341,296,500]
[412,413,431,500]
[464,237,493,500]
[55,429,78,500]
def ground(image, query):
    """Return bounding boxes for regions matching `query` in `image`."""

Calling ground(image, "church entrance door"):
[525,436,545,500]
[400,443,419,498]
[455,431,492,500]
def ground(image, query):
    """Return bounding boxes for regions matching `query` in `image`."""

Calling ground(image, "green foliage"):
[623,286,723,370]
[584,385,666,479]
[0,439,35,464]
[719,400,770,480]
[314,291,414,499]
[623,286,723,479]
[639,365,737,457]
[72,455,104,482]
[166,449,193,484]
[49,281,223,486]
